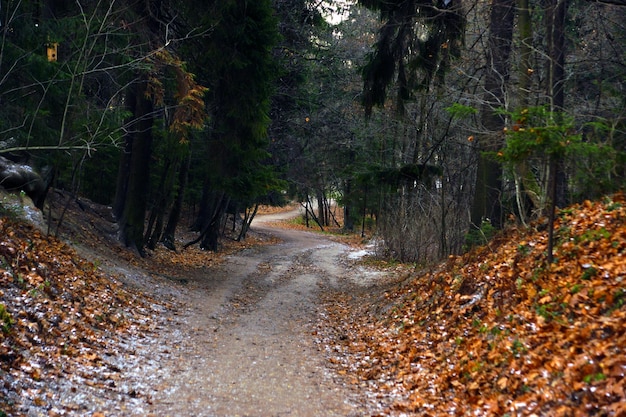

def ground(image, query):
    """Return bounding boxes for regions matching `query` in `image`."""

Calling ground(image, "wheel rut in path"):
[129,223,376,416]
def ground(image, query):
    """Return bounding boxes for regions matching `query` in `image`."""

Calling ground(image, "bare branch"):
[0,145,98,154]
[588,0,626,5]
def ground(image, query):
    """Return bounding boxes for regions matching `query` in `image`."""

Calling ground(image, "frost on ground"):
[1,199,396,417]
[131,224,387,416]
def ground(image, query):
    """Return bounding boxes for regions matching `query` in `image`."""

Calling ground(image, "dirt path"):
[115,212,384,416]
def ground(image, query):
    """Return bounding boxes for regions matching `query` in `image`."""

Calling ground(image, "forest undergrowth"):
[325,194,625,416]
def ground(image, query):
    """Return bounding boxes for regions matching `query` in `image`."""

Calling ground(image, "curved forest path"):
[117,209,387,416]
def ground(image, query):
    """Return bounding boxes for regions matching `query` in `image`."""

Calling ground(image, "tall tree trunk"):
[317,192,326,227]
[545,0,567,262]
[118,78,154,255]
[303,196,324,231]
[146,156,179,250]
[162,151,191,250]
[112,131,132,219]
[237,203,259,241]
[186,187,228,251]
[191,178,212,231]
[546,0,566,113]
[200,194,228,251]
[360,185,368,238]
[513,0,536,224]
[471,0,515,229]
[343,179,354,232]
[546,0,567,208]
[517,0,533,103]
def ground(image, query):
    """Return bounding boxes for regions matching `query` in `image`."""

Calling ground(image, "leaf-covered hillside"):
[329,194,625,416]
[0,215,162,416]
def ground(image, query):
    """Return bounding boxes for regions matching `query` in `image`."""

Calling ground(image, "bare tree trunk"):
[237,203,259,241]
[186,189,228,251]
[145,158,171,249]
[199,194,228,251]
[302,197,324,231]
[512,0,536,225]
[53,153,85,237]
[162,151,191,250]
[471,0,515,230]
[112,131,132,219]
[191,177,212,231]
[317,192,327,227]
[545,0,567,263]
[343,179,354,232]
[117,78,154,255]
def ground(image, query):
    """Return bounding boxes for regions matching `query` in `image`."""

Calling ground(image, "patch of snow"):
[347,239,380,260]
[347,249,371,260]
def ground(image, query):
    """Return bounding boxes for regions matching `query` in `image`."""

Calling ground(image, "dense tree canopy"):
[0,0,624,260]
[354,0,625,261]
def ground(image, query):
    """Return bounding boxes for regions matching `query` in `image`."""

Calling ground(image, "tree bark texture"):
[471,0,515,229]
[162,151,191,250]
[112,133,132,219]
[118,78,154,254]
[545,0,568,262]
[186,186,228,251]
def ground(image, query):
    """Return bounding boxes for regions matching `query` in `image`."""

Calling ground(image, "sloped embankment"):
[0,215,162,416]
[329,194,625,416]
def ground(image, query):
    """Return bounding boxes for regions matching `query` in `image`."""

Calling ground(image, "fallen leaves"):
[0,193,295,416]
[325,194,626,416]
[0,217,160,416]
[3,190,624,415]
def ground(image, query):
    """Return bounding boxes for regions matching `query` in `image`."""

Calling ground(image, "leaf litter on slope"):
[324,194,625,416]
[0,196,314,416]
[0,216,172,416]
[2,190,624,416]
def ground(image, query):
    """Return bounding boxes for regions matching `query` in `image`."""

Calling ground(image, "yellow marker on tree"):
[46,42,58,62]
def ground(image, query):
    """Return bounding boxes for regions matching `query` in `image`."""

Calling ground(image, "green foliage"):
[0,41,63,146]
[576,227,611,244]
[517,243,531,256]
[570,283,583,294]
[581,266,597,281]
[0,303,14,333]
[497,106,619,192]
[80,145,124,204]
[611,288,625,312]
[358,163,443,187]
[193,0,282,206]
[495,106,623,206]
[583,372,606,384]
[0,0,138,206]
[464,219,497,250]
[496,106,581,163]
[290,215,307,226]
[510,339,527,356]
[359,0,465,116]
[567,119,626,200]
[445,103,478,119]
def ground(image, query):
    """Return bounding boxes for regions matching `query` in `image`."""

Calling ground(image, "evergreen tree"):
[183,0,281,250]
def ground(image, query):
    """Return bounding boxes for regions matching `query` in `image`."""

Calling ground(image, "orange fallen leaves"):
[0,218,158,415]
[327,194,626,416]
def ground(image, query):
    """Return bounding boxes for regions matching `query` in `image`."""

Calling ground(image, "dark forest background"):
[1,0,624,261]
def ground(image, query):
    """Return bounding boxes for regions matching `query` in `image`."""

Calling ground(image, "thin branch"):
[0,145,98,154]
[588,0,626,5]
